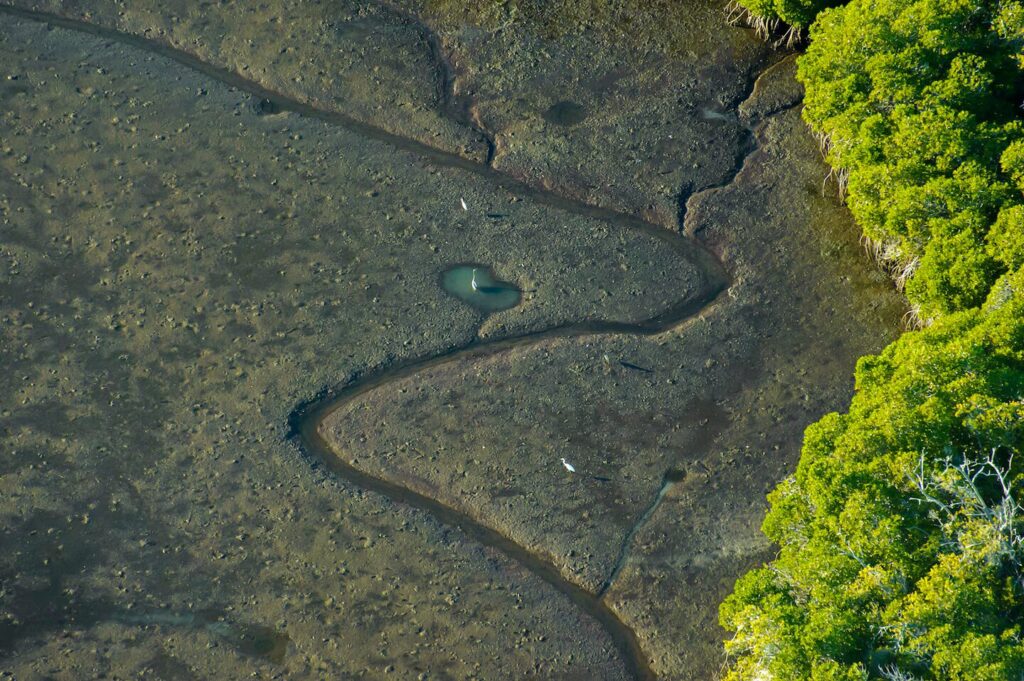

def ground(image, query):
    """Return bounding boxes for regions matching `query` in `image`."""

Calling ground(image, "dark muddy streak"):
[598,471,679,598]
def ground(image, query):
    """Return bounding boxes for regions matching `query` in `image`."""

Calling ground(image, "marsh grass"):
[860,235,929,328]
[725,0,780,40]
[725,1,804,45]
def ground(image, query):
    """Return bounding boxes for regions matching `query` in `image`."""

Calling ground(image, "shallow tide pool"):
[441,264,522,313]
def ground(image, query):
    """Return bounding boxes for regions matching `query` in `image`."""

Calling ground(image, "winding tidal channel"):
[0,4,760,678]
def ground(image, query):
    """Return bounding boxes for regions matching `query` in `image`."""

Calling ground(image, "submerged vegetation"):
[721,0,1024,678]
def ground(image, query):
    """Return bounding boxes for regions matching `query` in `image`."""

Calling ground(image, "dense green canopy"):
[720,0,1024,678]
[799,0,1024,322]
[721,268,1024,680]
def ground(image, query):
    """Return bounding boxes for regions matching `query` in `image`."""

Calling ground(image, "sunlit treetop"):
[720,0,1024,677]
[798,0,1024,320]
[721,266,1024,680]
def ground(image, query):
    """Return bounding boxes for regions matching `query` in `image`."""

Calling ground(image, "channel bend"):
[0,5,748,679]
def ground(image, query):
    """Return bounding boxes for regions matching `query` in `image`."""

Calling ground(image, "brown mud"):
[0,2,907,679]
[0,8,741,678]
[0,3,729,678]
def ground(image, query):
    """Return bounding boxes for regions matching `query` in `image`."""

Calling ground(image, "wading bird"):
[471,268,479,291]
[460,197,468,211]
[561,457,576,473]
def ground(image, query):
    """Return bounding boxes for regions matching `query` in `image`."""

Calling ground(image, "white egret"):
[460,197,468,211]
[470,268,479,291]
[560,457,576,473]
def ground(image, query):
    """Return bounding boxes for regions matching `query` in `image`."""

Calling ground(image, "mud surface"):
[0,2,904,680]
[397,0,774,228]
[4,0,492,161]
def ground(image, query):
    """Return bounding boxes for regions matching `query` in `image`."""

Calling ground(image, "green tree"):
[797,0,1024,320]
[722,0,1024,676]
[721,267,1024,680]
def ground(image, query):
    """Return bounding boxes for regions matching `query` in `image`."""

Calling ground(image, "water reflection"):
[441,265,522,313]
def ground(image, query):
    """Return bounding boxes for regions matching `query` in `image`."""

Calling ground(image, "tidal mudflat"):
[2,2,904,679]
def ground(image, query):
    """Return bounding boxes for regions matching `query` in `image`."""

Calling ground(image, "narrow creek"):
[287,276,729,681]
[0,4,770,679]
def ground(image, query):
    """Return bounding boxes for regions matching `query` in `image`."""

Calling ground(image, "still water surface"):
[441,264,522,312]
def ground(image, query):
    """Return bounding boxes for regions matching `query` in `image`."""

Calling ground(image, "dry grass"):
[813,129,832,158]
[860,235,899,270]
[724,1,804,45]
[821,164,850,200]
[859,235,931,328]
[901,304,930,329]
[812,131,854,199]
[893,255,920,292]
[724,0,780,40]
[860,235,918,291]
[778,24,804,48]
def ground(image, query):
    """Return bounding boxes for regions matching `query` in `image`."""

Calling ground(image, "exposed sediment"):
[0,4,738,678]
[0,12,680,680]
[394,0,779,230]
[0,3,906,680]
[308,27,790,678]
[0,3,762,677]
